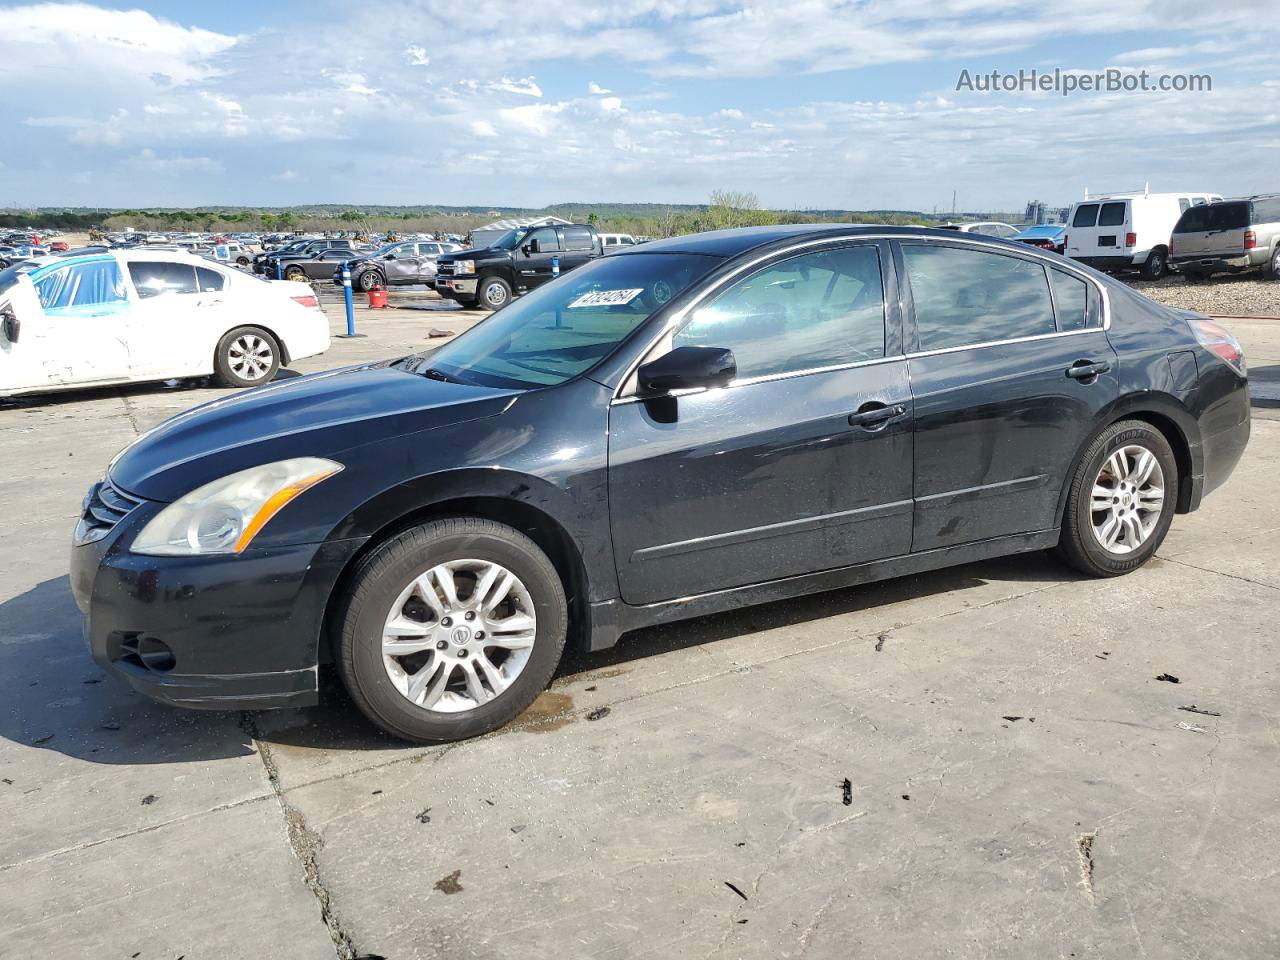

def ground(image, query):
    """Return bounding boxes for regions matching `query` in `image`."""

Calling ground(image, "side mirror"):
[523,239,539,255]
[2,309,19,344]
[638,346,736,393]
[385,253,396,260]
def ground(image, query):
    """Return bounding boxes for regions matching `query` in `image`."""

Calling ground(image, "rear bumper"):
[1069,254,1142,270]
[71,507,366,710]
[1170,253,1255,273]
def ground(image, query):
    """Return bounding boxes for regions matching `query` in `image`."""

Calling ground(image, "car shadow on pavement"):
[1,553,1078,763]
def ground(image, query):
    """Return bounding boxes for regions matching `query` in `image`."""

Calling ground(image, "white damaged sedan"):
[0,249,331,396]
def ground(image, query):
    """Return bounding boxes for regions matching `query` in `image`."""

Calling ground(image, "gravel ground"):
[1128,273,1280,316]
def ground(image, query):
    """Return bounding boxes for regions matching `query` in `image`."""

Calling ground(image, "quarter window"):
[129,261,198,298]
[195,267,225,292]
[673,245,886,379]
[903,245,1056,351]
[1049,269,1091,332]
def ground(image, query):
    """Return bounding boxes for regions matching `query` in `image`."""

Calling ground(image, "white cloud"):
[716,108,744,120]
[490,76,543,97]
[470,119,498,137]
[405,45,430,66]
[126,148,222,175]
[599,96,624,112]
[588,81,611,94]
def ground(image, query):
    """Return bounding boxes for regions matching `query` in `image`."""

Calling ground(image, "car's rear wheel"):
[357,269,382,292]
[214,327,281,387]
[1140,248,1168,280]
[1057,420,1178,577]
[1265,247,1280,280]
[337,518,568,743]
[236,256,251,267]
[284,265,307,282]
[478,276,512,311]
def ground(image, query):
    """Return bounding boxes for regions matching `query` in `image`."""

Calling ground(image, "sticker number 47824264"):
[567,288,644,309]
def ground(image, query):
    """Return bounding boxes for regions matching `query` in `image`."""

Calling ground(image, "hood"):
[110,362,518,501]
[437,246,503,263]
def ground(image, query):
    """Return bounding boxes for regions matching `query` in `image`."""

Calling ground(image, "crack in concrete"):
[241,713,360,960]
[1157,555,1280,592]
[1076,831,1097,905]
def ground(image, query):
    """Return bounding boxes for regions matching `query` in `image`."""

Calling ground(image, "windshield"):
[491,229,531,251]
[420,253,721,388]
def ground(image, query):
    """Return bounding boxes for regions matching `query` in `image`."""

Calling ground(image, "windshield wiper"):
[418,365,467,384]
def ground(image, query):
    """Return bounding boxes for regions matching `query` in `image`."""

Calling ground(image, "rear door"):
[559,226,597,271]
[897,240,1118,550]
[123,260,217,378]
[1066,201,1127,259]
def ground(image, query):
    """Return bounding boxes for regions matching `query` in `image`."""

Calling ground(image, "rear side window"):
[903,245,1056,351]
[675,244,886,378]
[195,267,224,292]
[1098,202,1126,227]
[1072,204,1099,227]
[562,227,595,252]
[1175,206,1209,232]
[1254,198,1280,223]
[129,261,197,298]
[1049,270,1093,332]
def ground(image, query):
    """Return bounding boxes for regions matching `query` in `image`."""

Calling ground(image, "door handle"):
[1066,360,1111,381]
[848,402,906,429]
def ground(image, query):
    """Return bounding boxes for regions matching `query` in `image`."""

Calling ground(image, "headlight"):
[452,259,475,275]
[131,457,342,556]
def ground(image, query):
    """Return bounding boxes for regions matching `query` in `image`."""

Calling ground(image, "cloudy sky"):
[2,0,1278,211]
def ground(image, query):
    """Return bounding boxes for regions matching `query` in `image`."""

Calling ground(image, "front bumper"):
[71,503,365,710]
[436,276,477,297]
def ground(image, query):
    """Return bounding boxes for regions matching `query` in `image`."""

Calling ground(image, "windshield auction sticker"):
[567,288,644,308]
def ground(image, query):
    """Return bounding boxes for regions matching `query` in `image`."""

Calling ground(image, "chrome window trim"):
[610,231,1111,404]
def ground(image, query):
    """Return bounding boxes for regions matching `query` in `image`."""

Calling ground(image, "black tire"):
[213,326,281,388]
[1265,248,1280,281]
[236,256,251,267]
[1140,248,1168,280]
[1056,420,1178,577]
[477,276,512,311]
[357,269,383,292]
[450,297,477,309]
[284,265,307,282]
[336,518,568,743]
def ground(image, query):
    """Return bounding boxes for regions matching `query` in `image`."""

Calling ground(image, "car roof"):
[26,248,218,281]
[614,223,1021,258]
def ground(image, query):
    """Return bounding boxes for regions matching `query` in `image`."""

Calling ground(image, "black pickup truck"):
[434,223,601,309]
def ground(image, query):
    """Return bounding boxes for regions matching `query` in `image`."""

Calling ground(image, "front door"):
[2,260,133,391]
[382,243,424,284]
[516,226,561,292]
[896,240,1119,551]
[608,241,914,605]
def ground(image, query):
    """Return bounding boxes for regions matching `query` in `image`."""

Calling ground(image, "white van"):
[1064,190,1221,279]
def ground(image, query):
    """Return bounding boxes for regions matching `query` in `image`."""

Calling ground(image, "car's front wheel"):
[478,276,512,311]
[337,518,568,743]
[1057,420,1178,577]
[357,269,383,292]
[214,327,281,387]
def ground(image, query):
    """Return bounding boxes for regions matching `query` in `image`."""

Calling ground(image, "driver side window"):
[673,244,886,380]
[526,227,561,253]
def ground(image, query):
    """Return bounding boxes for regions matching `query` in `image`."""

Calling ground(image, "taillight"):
[1125,232,1137,247]
[291,294,320,309]
[1244,230,1257,250]
[1187,315,1246,375]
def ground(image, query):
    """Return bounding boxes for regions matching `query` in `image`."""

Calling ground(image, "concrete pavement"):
[1,291,1277,959]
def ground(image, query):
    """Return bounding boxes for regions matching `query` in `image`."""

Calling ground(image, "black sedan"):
[70,225,1250,743]
[276,247,363,282]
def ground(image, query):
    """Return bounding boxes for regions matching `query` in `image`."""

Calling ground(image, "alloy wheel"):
[483,281,508,308]
[1090,444,1165,554]
[227,334,274,382]
[381,559,537,713]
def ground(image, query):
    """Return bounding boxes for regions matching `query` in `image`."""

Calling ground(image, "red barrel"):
[367,288,388,308]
